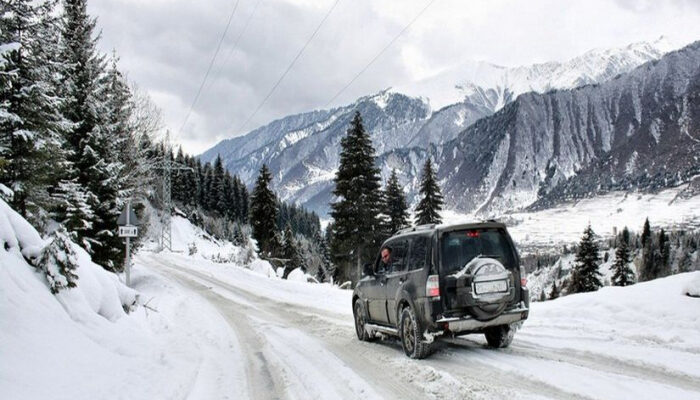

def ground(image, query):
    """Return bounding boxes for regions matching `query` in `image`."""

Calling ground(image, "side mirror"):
[363,263,374,277]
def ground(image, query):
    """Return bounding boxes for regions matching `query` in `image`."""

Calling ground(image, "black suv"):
[352,222,530,359]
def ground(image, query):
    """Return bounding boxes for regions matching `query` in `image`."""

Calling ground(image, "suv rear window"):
[440,228,516,274]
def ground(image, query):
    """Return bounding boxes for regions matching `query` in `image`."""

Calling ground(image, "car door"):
[366,253,388,323]
[382,238,410,326]
[387,235,431,326]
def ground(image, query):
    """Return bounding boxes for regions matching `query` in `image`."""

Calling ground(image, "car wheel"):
[484,323,517,348]
[399,306,432,359]
[353,301,374,342]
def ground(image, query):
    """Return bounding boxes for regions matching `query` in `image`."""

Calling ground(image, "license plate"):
[475,280,507,294]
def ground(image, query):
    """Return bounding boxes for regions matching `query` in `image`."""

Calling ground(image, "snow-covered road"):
[139,253,700,400]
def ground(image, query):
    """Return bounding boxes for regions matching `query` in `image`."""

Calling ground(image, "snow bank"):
[523,272,700,376]
[287,267,319,283]
[684,273,700,297]
[0,199,246,399]
[249,259,277,278]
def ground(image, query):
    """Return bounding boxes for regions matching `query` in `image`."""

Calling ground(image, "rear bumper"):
[434,302,529,333]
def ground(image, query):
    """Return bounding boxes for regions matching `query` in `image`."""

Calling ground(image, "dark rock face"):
[438,42,700,214]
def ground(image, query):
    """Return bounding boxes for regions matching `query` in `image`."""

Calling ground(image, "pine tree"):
[383,169,409,234]
[549,280,560,299]
[569,224,602,293]
[658,228,670,273]
[282,224,305,278]
[641,217,651,247]
[611,227,635,286]
[249,164,278,256]
[415,158,443,225]
[0,0,68,219]
[34,226,80,294]
[330,111,383,283]
[640,238,656,281]
[313,229,333,283]
[213,155,227,215]
[539,290,546,302]
[58,0,126,270]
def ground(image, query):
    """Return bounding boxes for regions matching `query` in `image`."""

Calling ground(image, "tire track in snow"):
[152,259,570,399]
[162,270,287,400]
[147,256,700,399]
[153,260,405,399]
[441,337,700,399]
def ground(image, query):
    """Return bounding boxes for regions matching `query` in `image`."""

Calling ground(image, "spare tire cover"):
[461,257,513,321]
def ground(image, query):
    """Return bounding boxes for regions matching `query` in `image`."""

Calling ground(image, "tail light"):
[426,275,440,298]
[520,278,527,287]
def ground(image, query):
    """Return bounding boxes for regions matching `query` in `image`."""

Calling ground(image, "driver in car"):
[378,246,392,273]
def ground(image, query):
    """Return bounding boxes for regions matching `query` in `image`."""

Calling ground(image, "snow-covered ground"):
[442,186,700,251]
[138,250,700,400]
[3,200,700,399]
[0,199,248,399]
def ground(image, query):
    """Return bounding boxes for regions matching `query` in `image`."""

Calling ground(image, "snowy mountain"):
[405,36,680,148]
[202,90,431,215]
[201,38,689,216]
[436,41,700,214]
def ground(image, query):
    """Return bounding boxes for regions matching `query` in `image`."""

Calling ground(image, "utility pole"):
[118,199,139,286]
[152,130,192,252]
[161,131,173,251]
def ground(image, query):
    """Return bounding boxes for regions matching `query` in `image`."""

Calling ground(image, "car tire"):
[399,306,432,359]
[484,324,516,348]
[353,301,374,342]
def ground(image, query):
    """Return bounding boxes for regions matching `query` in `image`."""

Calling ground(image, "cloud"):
[88,0,700,155]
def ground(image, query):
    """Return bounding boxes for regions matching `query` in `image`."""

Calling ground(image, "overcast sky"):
[88,0,700,155]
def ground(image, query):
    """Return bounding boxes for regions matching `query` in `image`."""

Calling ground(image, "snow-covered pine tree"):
[641,217,651,247]
[415,158,444,225]
[611,226,635,286]
[201,162,213,211]
[330,111,383,283]
[239,180,249,224]
[0,0,69,220]
[58,0,126,270]
[640,237,656,281]
[249,164,278,256]
[384,169,409,235]
[212,155,227,215]
[568,224,602,293]
[282,223,305,278]
[658,228,670,274]
[313,228,334,283]
[549,280,560,299]
[230,175,241,220]
[34,226,79,294]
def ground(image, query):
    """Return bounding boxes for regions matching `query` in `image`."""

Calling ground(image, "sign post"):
[118,200,140,286]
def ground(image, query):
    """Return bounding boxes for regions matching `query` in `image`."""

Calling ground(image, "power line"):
[325,0,437,108]
[205,0,264,94]
[234,0,342,135]
[177,0,242,139]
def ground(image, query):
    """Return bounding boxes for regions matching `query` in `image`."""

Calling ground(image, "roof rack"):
[395,224,436,235]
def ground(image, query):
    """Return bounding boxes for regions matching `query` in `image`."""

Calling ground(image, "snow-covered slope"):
[441,184,700,251]
[0,199,251,399]
[404,36,680,148]
[433,41,700,215]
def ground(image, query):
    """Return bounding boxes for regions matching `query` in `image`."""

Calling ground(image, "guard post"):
[117,200,140,286]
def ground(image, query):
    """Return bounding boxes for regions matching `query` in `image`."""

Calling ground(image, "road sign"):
[119,225,138,237]
[119,200,139,287]
[117,206,139,226]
